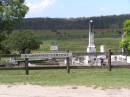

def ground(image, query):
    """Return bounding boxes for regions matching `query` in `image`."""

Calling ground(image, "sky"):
[25,0,130,18]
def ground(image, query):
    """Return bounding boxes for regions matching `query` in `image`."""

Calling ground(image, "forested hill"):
[16,14,130,30]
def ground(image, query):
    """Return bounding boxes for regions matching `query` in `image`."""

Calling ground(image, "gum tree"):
[0,0,28,53]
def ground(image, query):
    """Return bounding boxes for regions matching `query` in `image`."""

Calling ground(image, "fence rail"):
[0,54,20,57]
[0,50,130,75]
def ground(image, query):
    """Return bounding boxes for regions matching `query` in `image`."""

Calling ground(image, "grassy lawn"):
[0,68,130,88]
[35,38,121,53]
[28,29,122,53]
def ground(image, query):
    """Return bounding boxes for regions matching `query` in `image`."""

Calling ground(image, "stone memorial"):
[84,20,96,65]
[87,20,96,53]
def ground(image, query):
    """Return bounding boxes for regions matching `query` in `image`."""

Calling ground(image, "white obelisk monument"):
[87,20,96,53]
[83,20,96,65]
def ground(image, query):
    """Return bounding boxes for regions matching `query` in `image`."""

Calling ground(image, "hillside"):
[16,14,130,30]
[15,14,130,52]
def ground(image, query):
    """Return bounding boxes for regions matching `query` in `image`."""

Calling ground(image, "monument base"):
[87,45,96,53]
[86,45,96,65]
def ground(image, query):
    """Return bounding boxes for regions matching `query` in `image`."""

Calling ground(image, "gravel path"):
[0,85,129,97]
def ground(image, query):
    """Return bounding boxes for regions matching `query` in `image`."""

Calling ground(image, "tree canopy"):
[0,0,28,53]
[16,14,130,30]
[123,19,130,39]
[120,19,130,52]
[2,31,41,54]
[0,0,28,32]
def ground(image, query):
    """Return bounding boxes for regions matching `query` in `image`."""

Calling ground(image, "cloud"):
[25,0,55,17]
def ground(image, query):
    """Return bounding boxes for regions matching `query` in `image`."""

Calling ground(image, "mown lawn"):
[0,68,130,88]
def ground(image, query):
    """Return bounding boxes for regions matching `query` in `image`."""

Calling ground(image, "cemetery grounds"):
[0,29,130,97]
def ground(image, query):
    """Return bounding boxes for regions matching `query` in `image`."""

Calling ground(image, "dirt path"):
[0,85,129,97]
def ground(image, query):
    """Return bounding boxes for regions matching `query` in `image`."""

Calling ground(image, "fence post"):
[108,49,112,71]
[25,57,29,75]
[66,50,70,74]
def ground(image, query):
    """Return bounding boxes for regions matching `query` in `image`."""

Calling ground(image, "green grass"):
[14,29,122,53]
[0,69,130,88]
[27,29,122,52]
[33,29,121,40]
[35,38,121,53]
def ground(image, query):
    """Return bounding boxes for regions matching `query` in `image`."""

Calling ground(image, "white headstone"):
[100,45,105,53]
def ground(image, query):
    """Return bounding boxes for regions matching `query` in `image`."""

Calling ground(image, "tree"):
[0,0,28,53]
[2,31,42,54]
[120,39,130,53]
[120,19,130,52]
[0,0,28,32]
[123,19,130,38]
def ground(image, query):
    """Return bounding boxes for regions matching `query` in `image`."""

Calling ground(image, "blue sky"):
[25,0,130,18]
